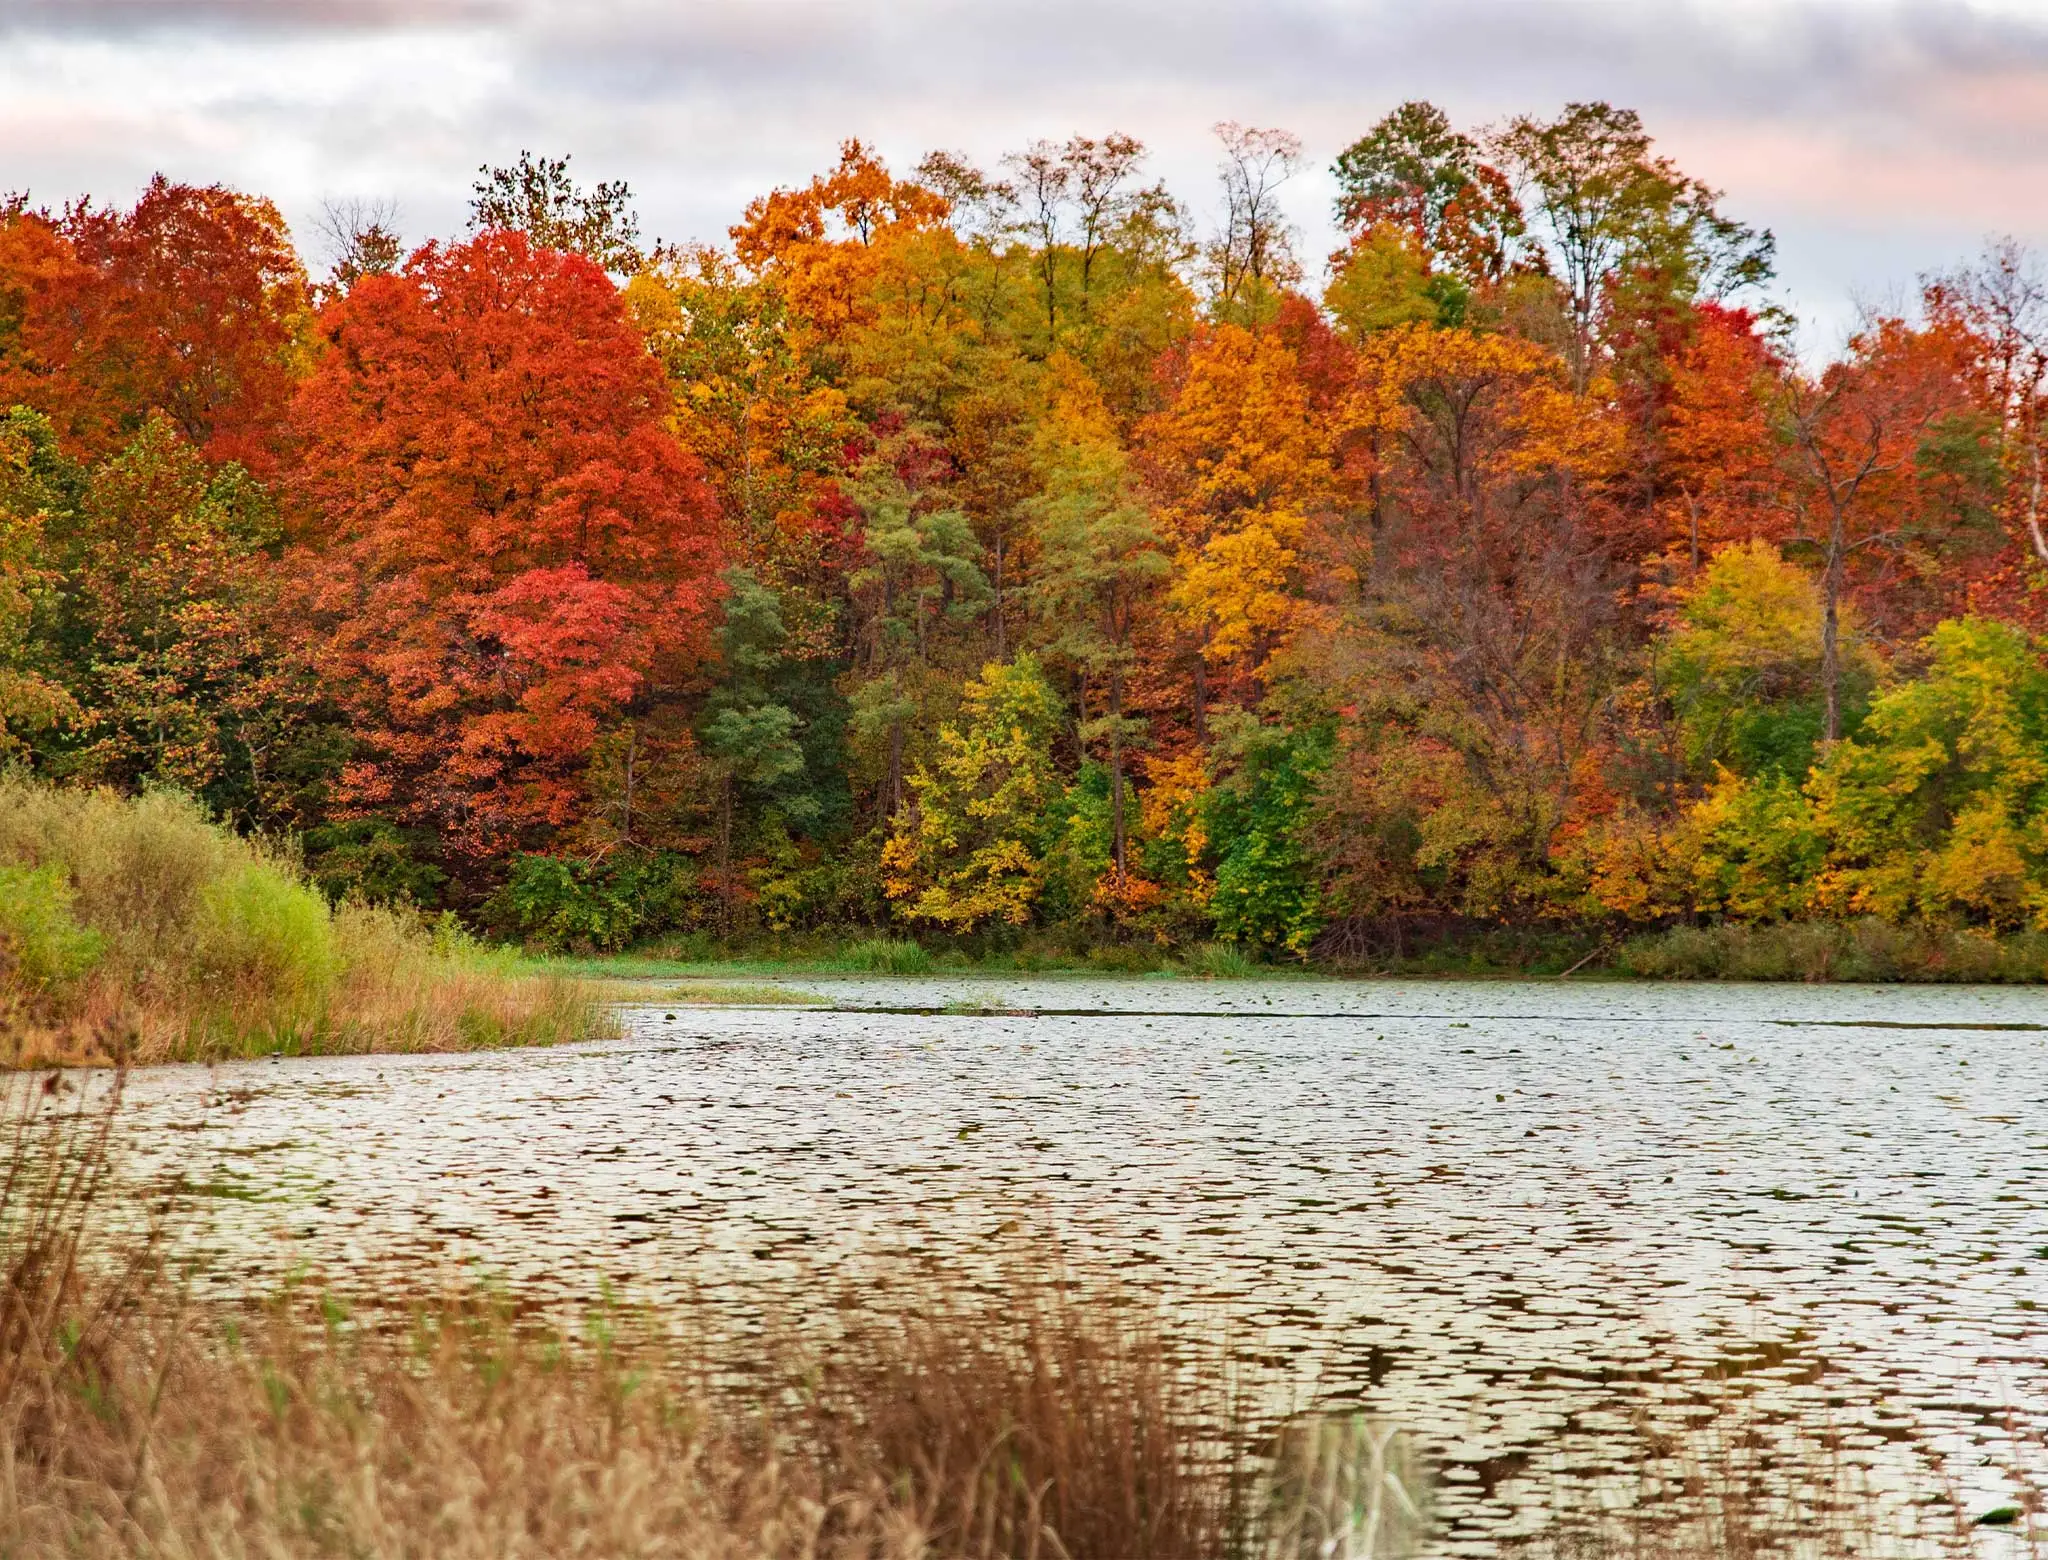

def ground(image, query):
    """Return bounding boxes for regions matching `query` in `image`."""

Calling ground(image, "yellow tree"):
[627,246,853,637]
[1138,324,1332,716]
[882,655,1064,931]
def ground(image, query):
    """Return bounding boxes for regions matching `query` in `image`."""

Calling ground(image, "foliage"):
[494,849,697,953]
[1617,917,2048,983]
[304,817,448,907]
[0,176,307,467]
[1662,540,1876,780]
[884,655,1063,931]
[469,150,645,274]
[1331,100,1522,290]
[2,113,2047,973]
[831,935,936,974]
[1204,712,1335,953]
[289,230,721,876]
[1807,616,2048,927]
[0,862,103,996]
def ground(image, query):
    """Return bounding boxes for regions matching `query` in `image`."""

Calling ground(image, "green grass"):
[545,932,1299,983]
[645,982,829,1007]
[1613,918,2048,983]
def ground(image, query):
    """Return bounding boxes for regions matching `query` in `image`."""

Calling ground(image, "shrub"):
[493,849,698,952]
[1085,941,1168,973]
[0,863,103,996]
[1615,918,2048,983]
[304,817,448,907]
[0,781,229,982]
[196,862,338,1008]
[1185,940,1260,978]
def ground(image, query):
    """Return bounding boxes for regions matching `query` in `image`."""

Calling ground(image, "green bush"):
[197,862,338,1004]
[304,818,448,908]
[1205,718,1334,956]
[0,863,104,995]
[493,851,698,953]
[1184,941,1259,979]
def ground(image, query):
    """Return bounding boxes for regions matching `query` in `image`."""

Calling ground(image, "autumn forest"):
[6,103,2048,964]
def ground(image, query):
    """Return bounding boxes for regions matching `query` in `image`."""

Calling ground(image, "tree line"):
[4,103,2047,956]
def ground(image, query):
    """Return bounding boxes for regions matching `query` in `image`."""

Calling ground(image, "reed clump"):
[0,776,604,1064]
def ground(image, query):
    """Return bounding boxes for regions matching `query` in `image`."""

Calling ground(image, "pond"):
[115,977,2047,1553]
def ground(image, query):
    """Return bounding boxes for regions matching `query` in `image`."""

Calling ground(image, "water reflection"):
[116,978,2047,1552]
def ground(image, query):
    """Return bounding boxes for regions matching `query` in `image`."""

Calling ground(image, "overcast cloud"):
[4,0,2048,348]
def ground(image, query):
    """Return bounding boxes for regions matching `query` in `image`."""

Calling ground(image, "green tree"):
[699,569,809,926]
[846,458,989,816]
[1324,227,1454,336]
[1331,100,1523,293]
[42,412,320,825]
[1661,540,1877,781]
[469,151,645,275]
[1204,711,1334,953]
[1807,617,2048,927]
[1027,419,1167,876]
[1491,103,1774,386]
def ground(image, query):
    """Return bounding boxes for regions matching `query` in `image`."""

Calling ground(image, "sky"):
[5,0,2048,354]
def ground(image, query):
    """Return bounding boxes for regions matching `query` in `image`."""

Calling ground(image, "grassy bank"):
[1612,917,2048,983]
[547,920,2048,985]
[553,933,1303,982]
[0,778,606,1065]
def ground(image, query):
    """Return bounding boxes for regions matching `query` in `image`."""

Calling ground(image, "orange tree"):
[0,178,307,469]
[1774,315,1998,741]
[1307,323,1626,923]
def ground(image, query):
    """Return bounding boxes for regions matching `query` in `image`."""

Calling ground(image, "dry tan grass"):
[11,1065,2028,1560]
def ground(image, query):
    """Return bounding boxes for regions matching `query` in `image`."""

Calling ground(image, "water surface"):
[118,977,2047,1551]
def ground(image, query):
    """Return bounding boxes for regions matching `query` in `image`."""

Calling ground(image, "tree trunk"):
[1821,499,1846,744]
[717,772,734,935]
[993,532,1007,660]
[1108,669,1127,876]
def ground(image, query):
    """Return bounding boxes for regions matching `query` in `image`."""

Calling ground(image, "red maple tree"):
[289,230,722,865]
